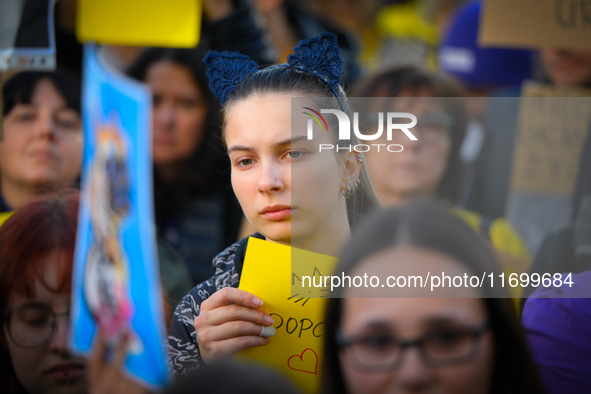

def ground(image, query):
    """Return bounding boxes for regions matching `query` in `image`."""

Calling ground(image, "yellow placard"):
[237,237,338,394]
[76,0,201,47]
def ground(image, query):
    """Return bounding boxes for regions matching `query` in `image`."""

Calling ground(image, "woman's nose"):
[258,163,284,193]
[34,110,55,139]
[154,102,175,129]
[396,348,435,390]
[48,316,70,355]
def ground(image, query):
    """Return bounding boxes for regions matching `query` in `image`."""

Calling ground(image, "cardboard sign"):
[237,238,338,394]
[480,0,591,50]
[70,45,169,388]
[76,0,201,47]
[0,0,55,70]
[506,81,591,252]
[510,81,591,195]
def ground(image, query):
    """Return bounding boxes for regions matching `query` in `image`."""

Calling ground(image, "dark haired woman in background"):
[2,70,192,311]
[128,48,246,285]
[322,201,545,394]
[0,70,82,214]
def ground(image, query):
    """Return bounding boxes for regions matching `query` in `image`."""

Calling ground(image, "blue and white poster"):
[70,44,169,388]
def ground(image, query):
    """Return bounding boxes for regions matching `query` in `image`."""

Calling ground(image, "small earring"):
[356,152,364,163]
[342,178,360,197]
[351,178,360,194]
[341,184,349,197]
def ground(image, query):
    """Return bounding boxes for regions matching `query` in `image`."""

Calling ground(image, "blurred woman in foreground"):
[322,201,545,394]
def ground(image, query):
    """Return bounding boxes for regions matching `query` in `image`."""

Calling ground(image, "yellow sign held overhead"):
[237,237,338,394]
[76,0,201,47]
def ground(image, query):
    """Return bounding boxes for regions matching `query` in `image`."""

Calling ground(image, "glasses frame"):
[3,302,69,349]
[336,318,490,372]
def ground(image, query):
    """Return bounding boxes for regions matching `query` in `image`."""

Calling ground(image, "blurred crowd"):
[1,0,590,393]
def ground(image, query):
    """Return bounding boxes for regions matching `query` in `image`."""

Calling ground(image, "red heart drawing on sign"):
[287,348,319,375]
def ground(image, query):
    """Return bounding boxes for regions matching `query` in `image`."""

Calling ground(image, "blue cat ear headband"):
[202,31,345,110]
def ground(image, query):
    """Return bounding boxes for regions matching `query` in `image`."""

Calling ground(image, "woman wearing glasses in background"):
[0,192,149,394]
[321,201,545,394]
[0,192,85,394]
[351,66,531,286]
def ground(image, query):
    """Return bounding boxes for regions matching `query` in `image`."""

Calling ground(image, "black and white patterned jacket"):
[167,233,265,376]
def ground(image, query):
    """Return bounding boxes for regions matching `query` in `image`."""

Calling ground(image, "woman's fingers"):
[195,288,275,364]
[200,334,271,359]
[196,303,274,329]
[113,332,129,369]
[196,319,273,342]
[200,287,264,312]
[88,330,105,381]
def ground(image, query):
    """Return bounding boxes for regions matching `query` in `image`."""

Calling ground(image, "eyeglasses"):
[336,319,489,371]
[3,303,69,348]
[363,112,453,146]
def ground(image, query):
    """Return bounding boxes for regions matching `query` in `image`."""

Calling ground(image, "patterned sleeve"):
[166,240,242,376]
[167,278,216,376]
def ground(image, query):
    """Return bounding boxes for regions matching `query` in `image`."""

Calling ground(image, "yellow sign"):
[237,238,338,394]
[76,0,201,47]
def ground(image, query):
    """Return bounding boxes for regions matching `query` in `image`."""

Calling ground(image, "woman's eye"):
[362,335,395,349]
[286,151,304,159]
[238,158,253,166]
[57,121,79,129]
[16,112,36,122]
[429,331,464,347]
[18,309,51,326]
[55,116,80,129]
[25,316,50,326]
[179,98,198,109]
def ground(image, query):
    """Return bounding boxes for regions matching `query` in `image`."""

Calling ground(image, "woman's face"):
[3,251,85,394]
[145,61,208,172]
[338,247,494,394]
[224,93,353,247]
[0,78,82,190]
[365,94,452,206]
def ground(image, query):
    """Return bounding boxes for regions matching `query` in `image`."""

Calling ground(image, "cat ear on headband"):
[202,51,259,104]
[202,32,344,105]
[286,31,344,88]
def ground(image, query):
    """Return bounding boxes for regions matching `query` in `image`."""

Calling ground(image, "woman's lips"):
[260,208,292,220]
[29,149,57,161]
[153,136,174,145]
[46,363,85,381]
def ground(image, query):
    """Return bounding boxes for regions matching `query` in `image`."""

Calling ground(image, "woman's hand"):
[194,287,275,364]
[88,331,151,394]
